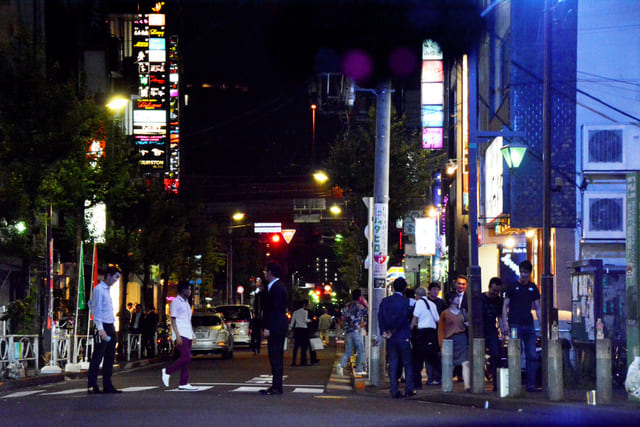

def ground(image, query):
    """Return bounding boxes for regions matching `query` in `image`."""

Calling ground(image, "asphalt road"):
[1,343,638,426]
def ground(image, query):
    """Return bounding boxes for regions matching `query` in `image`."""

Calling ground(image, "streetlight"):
[227,211,245,304]
[313,170,329,184]
[105,96,128,111]
[500,140,527,169]
[311,104,317,168]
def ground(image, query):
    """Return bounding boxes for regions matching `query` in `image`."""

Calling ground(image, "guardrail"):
[0,335,39,375]
[127,333,142,361]
[72,335,94,364]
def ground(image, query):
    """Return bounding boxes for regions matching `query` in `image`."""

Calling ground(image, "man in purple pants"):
[161,281,196,390]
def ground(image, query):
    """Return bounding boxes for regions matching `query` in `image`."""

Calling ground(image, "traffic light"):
[270,233,281,244]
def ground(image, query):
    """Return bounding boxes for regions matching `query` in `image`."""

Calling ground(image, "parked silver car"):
[214,305,253,346]
[191,312,233,359]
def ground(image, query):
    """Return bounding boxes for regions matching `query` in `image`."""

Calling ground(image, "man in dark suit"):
[259,260,288,395]
[378,277,415,399]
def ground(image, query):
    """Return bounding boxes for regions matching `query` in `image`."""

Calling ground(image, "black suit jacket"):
[263,279,288,336]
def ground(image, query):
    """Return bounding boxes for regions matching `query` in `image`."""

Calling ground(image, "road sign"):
[281,229,296,244]
[254,222,281,233]
[237,285,244,294]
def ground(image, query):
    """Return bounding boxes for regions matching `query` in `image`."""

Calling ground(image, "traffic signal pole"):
[370,81,392,387]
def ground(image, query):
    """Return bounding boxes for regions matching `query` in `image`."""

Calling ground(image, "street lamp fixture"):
[500,141,527,169]
[313,171,329,184]
[232,212,245,221]
[329,204,341,215]
[106,96,128,111]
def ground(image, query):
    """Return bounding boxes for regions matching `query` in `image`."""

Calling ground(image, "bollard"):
[596,338,612,404]
[508,338,521,397]
[548,339,564,401]
[442,339,454,392]
[472,338,485,393]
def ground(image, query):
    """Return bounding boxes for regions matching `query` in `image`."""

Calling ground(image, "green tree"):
[326,108,444,292]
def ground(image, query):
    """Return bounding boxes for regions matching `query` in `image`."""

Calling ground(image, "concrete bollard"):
[548,339,564,401]
[472,338,485,393]
[442,339,454,392]
[596,338,612,404]
[508,338,521,397]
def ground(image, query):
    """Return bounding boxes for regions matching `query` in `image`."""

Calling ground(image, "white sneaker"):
[355,371,367,376]
[161,368,170,388]
[335,363,344,377]
[178,383,198,391]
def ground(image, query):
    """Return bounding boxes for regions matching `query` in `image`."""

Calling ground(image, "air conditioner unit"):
[582,124,640,172]
[583,191,625,239]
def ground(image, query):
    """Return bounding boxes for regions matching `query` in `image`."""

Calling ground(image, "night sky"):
[178,1,482,178]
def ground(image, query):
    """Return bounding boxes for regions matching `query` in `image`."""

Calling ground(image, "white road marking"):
[42,388,87,395]
[166,386,213,392]
[120,386,158,392]
[2,390,43,398]
[232,386,267,392]
[293,387,324,394]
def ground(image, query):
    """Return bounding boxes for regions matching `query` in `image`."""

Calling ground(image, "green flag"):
[78,242,86,310]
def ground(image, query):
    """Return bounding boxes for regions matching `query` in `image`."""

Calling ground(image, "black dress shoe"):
[259,387,283,395]
[391,391,405,399]
[102,387,122,394]
[406,390,417,398]
[87,386,101,394]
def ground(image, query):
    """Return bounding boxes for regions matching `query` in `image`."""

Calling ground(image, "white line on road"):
[292,388,324,394]
[41,388,87,395]
[2,390,43,398]
[166,386,214,392]
[121,386,158,392]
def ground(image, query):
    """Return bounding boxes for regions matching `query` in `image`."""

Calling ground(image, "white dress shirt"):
[290,308,309,329]
[89,281,115,330]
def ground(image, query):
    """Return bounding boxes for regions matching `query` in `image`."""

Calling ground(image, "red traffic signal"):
[270,233,281,243]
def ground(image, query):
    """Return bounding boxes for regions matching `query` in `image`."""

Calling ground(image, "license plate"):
[196,332,207,339]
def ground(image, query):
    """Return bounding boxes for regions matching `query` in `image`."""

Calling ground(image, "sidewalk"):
[0,356,167,393]
[329,341,640,414]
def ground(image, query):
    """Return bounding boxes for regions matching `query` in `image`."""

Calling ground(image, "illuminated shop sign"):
[421,39,444,150]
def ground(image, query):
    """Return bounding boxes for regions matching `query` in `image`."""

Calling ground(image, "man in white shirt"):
[410,287,442,388]
[161,281,196,390]
[289,300,310,366]
[87,265,121,394]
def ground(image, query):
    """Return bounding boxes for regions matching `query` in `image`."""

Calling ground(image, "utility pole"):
[370,80,392,387]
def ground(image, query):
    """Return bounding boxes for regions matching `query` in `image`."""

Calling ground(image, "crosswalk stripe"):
[292,387,324,394]
[2,390,42,398]
[42,388,87,396]
[166,386,213,392]
[232,386,266,392]
[121,386,158,392]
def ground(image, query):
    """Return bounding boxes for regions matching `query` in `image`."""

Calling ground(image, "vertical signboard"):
[133,12,167,174]
[421,40,443,150]
[626,172,640,361]
[165,35,180,193]
[373,203,388,288]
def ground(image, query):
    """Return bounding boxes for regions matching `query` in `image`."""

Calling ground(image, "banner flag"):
[77,242,86,310]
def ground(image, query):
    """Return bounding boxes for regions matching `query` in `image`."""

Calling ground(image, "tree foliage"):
[326,108,445,290]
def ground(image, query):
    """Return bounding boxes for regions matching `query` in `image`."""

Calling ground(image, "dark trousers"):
[88,323,117,389]
[292,328,309,365]
[142,332,155,357]
[267,332,285,391]
[512,324,538,388]
[411,328,441,386]
[388,337,414,396]
[166,337,192,386]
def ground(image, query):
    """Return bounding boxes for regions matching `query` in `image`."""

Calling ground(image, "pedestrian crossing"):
[1,377,325,399]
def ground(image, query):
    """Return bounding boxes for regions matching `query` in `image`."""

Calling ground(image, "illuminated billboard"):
[421,40,444,150]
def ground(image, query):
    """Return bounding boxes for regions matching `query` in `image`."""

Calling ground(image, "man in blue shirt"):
[378,277,415,398]
[87,265,121,394]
